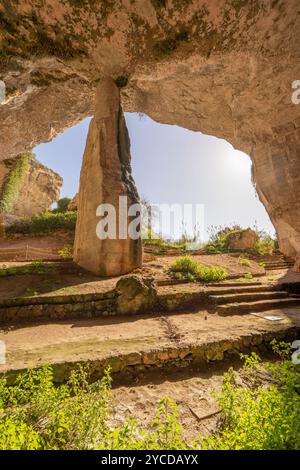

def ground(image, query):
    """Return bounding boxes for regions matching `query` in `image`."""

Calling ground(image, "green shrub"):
[254,237,275,256]
[6,211,77,235]
[58,244,73,260]
[169,256,228,283]
[52,197,71,214]
[1,348,299,450]
[197,265,228,282]
[0,366,189,450]
[0,261,58,277]
[0,153,33,214]
[244,272,253,280]
[205,225,276,256]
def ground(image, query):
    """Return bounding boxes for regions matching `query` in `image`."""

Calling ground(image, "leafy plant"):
[0,366,190,450]
[0,261,58,277]
[0,153,33,214]
[238,256,251,267]
[58,244,73,260]
[52,197,71,214]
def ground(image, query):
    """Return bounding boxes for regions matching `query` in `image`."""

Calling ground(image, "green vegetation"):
[244,272,253,280]
[6,211,77,236]
[254,237,275,256]
[238,256,251,267]
[58,244,73,260]
[0,153,33,214]
[0,367,188,450]
[0,343,299,450]
[0,261,58,277]
[202,346,300,450]
[169,256,228,283]
[205,224,275,256]
[52,197,71,214]
[205,224,243,253]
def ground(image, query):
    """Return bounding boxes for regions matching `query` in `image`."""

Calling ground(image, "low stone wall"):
[0,289,211,324]
[4,325,299,385]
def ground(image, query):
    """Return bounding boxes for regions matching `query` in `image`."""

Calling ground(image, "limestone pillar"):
[74,78,142,276]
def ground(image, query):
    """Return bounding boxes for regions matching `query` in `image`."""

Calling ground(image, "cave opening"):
[33,112,275,243]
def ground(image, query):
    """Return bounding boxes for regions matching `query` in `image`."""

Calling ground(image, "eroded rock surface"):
[116,275,157,315]
[1,1,300,267]
[74,78,142,276]
[227,228,258,251]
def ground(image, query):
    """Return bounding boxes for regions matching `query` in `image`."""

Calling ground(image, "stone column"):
[74,78,142,276]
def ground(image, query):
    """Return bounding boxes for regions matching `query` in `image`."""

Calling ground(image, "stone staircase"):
[209,282,300,316]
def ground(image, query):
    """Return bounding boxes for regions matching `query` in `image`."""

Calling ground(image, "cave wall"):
[0,0,300,264]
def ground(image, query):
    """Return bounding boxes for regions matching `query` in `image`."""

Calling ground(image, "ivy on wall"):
[0,152,33,214]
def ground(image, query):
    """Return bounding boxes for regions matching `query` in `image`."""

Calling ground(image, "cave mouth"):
[0,110,276,267]
[33,112,275,243]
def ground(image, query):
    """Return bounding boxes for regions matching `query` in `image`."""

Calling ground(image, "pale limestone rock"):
[74,78,142,276]
[0,156,62,217]
[1,1,300,264]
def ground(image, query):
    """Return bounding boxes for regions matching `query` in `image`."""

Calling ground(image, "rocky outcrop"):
[73,78,142,276]
[227,229,258,251]
[0,1,300,269]
[0,155,62,217]
[68,193,78,211]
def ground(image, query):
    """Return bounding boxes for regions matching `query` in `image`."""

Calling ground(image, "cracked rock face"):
[0,155,62,217]
[1,1,300,266]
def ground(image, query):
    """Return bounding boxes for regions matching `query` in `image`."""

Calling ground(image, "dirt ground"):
[1,307,298,443]
[1,306,299,372]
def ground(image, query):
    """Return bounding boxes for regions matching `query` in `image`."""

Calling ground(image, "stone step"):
[211,291,290,304]
[217,297,300,316]
[264,262,293,266]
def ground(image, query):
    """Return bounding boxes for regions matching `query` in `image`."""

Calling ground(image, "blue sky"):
[34,113,275,241]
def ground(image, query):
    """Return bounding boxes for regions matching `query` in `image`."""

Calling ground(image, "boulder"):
[116,275,157,315]
[226,228,258,250]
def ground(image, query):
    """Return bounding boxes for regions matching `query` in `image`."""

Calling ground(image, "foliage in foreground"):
[6,211,77,235]
[0,367,187,450]
[202,347,300,450]
[169,256,228,282]
[0,344,299,450]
